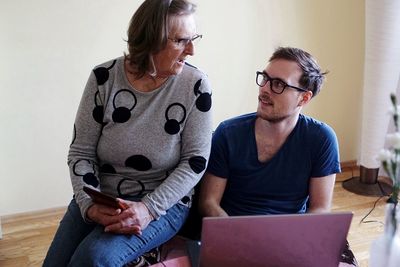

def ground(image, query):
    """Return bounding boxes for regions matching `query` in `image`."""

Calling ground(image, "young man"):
[199,47,357,266]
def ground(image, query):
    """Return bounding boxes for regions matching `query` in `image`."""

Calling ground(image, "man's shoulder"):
[298,114,337,139]
[219,112,257,130]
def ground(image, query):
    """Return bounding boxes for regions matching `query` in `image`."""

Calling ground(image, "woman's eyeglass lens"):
[169,34,202,48]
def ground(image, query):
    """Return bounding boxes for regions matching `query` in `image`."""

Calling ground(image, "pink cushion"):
[149,236,191,267]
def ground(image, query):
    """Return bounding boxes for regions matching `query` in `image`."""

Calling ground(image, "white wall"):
[1,0,364,216]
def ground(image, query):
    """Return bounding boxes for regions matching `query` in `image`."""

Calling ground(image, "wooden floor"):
[0,169,389,267]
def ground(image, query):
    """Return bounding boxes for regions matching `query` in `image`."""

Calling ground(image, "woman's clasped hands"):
[87,200,154,235]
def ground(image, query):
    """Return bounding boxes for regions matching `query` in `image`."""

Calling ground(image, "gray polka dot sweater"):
[68,56,213,220]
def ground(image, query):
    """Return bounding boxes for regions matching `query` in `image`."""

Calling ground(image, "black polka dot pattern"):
[181,196,190,204]
[92,91,104,124]
[73,160,93,176]
[73,59,213,207]
[193,79,212,112]
[117,178,146,197]
[196,93,212,112]
[93,68,109,85]
[100,164,116,174]
[112,89,137,123]
[83,173,99,187]
[164,103,187,135]
[93,60,116,86]
[73,160,99,187]
[125,155,152,171]
[92,60,116,124]
[189,156,207,174]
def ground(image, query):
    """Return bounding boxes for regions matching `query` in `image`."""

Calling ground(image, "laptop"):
[187,212,353,267]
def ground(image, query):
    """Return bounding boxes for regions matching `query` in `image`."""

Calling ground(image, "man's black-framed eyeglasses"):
[168,34,203,49]
[256,71,308,94]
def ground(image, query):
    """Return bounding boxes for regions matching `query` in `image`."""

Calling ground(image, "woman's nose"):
[184,41,195,56]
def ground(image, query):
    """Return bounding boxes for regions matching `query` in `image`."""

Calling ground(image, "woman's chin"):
[171,65,185,76]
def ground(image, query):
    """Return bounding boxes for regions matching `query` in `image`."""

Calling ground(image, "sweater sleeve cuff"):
[80,198,95,223]
[142,194,162,220]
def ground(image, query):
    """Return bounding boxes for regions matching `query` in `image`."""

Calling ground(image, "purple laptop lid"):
[199,212,353,267]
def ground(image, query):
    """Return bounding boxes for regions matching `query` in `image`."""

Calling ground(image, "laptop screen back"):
[199,212,353,267]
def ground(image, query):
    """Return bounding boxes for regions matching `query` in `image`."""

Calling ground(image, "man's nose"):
[260,80,272,93]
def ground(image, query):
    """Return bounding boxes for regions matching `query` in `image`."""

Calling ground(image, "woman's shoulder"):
[182,62,208,79]
[92,56,123,70]
[89,57,124,86]
[173,62,211,95]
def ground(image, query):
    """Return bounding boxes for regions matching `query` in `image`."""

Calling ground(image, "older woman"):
[43,0,212,266]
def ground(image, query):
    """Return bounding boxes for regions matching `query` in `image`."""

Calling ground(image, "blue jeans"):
[43,197,189,267]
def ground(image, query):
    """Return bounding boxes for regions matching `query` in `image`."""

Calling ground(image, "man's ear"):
[298,90,313,106]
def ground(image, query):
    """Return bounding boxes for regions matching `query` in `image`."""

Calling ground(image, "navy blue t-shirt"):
[206,113,340,216]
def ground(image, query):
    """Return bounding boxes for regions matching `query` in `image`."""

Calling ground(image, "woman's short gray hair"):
[126,0,196,78]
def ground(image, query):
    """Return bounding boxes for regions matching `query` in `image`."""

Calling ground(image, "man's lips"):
[259,95,273,105]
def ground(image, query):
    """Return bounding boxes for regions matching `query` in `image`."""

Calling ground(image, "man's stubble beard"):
[256,109,290,124]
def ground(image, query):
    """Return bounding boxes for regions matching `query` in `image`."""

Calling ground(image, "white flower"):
[388,105,400,116]
[377,149,394,163]
[379,94,400,205]
[386,132,400,149]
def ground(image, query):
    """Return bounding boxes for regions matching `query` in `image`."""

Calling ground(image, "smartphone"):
[83,186,128,210]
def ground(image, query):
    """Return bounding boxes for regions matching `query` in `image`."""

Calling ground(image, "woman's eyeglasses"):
[256,71,307,94]
[168,34,202,49]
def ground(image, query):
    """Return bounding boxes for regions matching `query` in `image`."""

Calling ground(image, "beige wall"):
[192,0,365,164]
[0,0,364,216]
